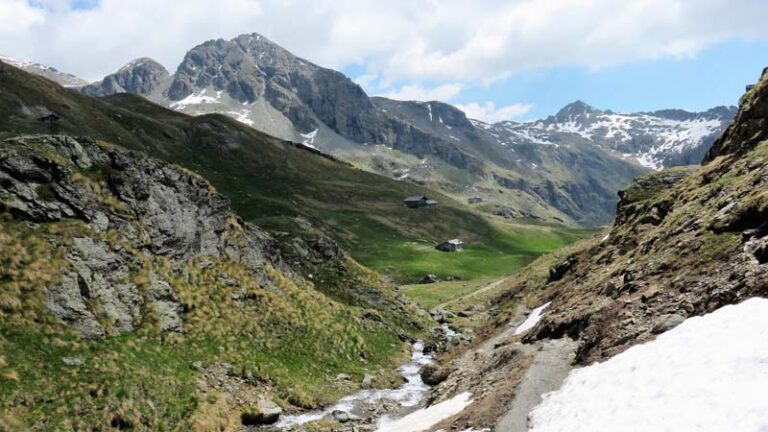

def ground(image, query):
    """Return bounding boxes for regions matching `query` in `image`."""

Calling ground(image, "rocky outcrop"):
[240,396,283,425]
[615,166,698,225]
[704,67,768,163]
[0,135,380,338]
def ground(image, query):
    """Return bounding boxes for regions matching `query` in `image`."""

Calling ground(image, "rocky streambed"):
[272,341,435,431]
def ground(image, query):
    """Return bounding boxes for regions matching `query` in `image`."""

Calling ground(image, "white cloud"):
[456,101,533,123]
[0,0,45,37]
[353,73,380,89]
[379,83,463,102]
[0,0,766,85]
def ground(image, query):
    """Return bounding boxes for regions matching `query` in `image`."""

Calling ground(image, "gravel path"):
[495,338,578,432]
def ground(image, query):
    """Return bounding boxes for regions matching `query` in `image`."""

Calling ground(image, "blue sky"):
[343,38,766,121]
[3,0,767,122]
[434,40,767,120]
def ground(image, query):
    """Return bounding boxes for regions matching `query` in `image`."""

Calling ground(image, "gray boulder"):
[651,314,687,334]
[241,396,283,426]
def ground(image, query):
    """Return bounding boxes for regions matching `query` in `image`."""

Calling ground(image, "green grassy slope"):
[0,62,588,283]
[0,135,428,430]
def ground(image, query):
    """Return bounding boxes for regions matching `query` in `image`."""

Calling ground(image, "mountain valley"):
[54,34,733,227]
[0,17,765,432]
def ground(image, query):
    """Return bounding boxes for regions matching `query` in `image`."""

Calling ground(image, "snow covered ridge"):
[529,297,768,432]
[0,55,88,88]
[469,103,735,170]
[0,55,36,69]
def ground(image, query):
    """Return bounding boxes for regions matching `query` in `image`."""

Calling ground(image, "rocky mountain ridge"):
[471,101,736,170]
[12,34,734,227]
[83,34,478,171]
[0,55,88,87]
[77,33,646,226]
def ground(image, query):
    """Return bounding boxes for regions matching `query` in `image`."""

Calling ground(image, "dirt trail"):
[495,338,578,432]
[481,305,578,432]
[423,303,577,432]
[437,277,509,310]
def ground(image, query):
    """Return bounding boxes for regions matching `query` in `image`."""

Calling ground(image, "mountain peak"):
[234,32,275,45]
[555,100,599,119]
[118,57,168,74]
[82,57,170,97]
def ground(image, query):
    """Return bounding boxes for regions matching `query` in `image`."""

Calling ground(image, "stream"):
[275,341,435,429]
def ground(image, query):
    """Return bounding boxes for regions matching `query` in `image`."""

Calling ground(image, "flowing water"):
[276,341,434,428]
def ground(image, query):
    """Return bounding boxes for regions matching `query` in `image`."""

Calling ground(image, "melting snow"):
[170,89,220,109]
[427,104,433,122]
[376,392,473,432]
[470,119,494,130]
[0,54,35,68]
[529,297,768,432]
[514,302,551,335]
[636,152,663,170]
[226,110,254,127]
[0,55,57,72]
[301,129,319,141]
[300,129,319,149]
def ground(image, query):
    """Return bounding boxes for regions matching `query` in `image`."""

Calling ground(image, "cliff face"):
[2,135,284,338]
[0,135,422,430]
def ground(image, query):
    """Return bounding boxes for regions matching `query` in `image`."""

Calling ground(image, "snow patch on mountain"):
[170,89,221,109]
[227,110,255,127]
[376,392,473,432]
[470,104,735,170]
[0,54,88,87]
[0,55,36,69]
[514,302,551,335]
[529,297,768,432]
[301,129,319,149]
